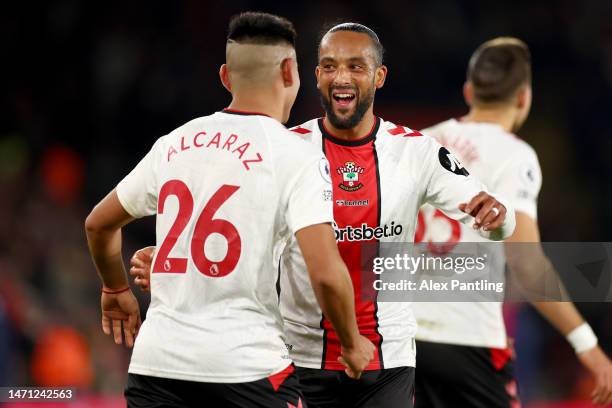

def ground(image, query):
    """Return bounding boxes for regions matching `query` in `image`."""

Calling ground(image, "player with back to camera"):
[414,37,612,407]
[131,23,517,407]
[85,12,375,408]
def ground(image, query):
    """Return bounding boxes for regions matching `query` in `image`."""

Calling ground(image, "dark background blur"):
[1,0,611,406]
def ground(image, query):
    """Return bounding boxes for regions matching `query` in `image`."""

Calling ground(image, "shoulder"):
[490,129,540,168]
[263,118,324,165]
[421,119,457,139]
[377,118,442,157]
[378,118,426,139]
[287,118,321,142]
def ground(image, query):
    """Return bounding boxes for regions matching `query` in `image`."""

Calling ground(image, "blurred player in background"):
[85,12,375,407]
[133,23,517,408]
[414,37,612,407]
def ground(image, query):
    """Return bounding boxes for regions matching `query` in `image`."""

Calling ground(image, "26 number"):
[152,180,242,277]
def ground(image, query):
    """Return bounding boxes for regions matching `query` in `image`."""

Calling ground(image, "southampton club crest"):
[337,161,365,192]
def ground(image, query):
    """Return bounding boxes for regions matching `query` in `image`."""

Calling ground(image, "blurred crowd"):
[1,0,611,405]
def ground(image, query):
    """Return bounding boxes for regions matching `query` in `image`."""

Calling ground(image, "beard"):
[320,85,376,130]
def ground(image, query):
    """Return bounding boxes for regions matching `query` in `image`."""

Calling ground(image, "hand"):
[577,346,612,405]
[129,246,155,292]
[338,335,376,379]
[459,191,507,231]
[101,289,141,348]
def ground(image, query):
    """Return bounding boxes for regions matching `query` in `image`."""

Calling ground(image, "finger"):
[136,247,155,261]
[593,375,611,405]
[473,199,496,227]
[596,388,610,405]
[338,356,360,379]
[135,313,142,337]
[130,266,144,277]
[130,257,146,269]
[479,205,501,228]
[112,319,123,345]
[346,368,361,380]
[124,313,137,348]
[485,206,506,231]
[462,192,488,216]
[601,382,612,405]
[337,356,355,373]
[591,384,602,404]
[102,315,111,335]
[144,247,156,260]
[134,278,151,292]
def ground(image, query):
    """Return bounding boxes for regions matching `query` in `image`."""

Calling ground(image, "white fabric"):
[414,118,542,348]
[567,322,598,353]
[116,111,333,382]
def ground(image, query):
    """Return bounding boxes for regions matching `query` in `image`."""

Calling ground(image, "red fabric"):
[388,125,406,135]
[222,108,270,117]
[290,126,311,134]
[489,347,513,371]
[268,364,295,392]
[321,136,383,370]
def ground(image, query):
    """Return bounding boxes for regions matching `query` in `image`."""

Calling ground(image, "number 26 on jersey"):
[152,180,242,278]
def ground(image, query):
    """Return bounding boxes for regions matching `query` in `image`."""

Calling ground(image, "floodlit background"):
[1,1,611,407]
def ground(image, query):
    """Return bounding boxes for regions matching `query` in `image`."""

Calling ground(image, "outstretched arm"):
[505,212,612,405]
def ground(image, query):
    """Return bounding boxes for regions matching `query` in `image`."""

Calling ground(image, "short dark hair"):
[319,22,384,66]
[227,12,296,47]
[468,37,531,104]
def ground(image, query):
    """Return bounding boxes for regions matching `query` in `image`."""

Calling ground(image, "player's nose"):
[332,65,352,86]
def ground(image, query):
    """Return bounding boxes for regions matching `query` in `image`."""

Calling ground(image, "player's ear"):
[219,64,231,93]
[280,58,296,88]
[516,85,530,109]
[315,65,321,89]
[463,82,473,106]
[375,65,388,89]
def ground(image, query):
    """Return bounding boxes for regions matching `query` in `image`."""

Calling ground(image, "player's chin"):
[332,104,357,120]
[332,99,357,115]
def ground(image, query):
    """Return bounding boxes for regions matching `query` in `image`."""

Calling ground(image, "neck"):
[323,107,376,140]
[462,106,517,132]
[228,88,284,122]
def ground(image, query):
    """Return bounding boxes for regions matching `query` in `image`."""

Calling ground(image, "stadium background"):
[1,0,611,406]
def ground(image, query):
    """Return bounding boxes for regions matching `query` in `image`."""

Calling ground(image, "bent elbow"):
[84,209,104,235]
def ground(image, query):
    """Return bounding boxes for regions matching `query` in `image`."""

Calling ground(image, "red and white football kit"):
[116,109,333,385]
[280,117,516,372]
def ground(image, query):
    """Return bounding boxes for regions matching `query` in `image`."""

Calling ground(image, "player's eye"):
[351,64,364,71]
[322,64,335,71]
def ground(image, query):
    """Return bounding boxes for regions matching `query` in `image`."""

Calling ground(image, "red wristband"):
[102,286,130,294]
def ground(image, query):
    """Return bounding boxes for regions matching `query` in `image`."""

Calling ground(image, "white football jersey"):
[279,117,515,370]
[414,118,542,348]
[116,109,333,383]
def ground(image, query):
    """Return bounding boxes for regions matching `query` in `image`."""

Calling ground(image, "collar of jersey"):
[221,108,271,118]
[318,117,380,147]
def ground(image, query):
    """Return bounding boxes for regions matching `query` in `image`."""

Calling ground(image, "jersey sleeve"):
[283,154,334,235]
[116,138,164,218]
[492,145,542,220]
[421,137,515,240]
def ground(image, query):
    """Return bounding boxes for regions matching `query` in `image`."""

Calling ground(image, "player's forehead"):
[318,31,377,63]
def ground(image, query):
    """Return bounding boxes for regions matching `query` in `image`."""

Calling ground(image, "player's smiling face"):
[316,31,387,129]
